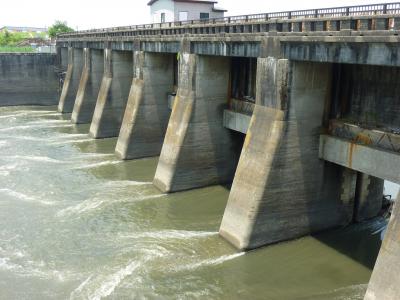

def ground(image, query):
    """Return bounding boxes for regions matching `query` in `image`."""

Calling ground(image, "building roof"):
[148,0,217,6]
[0,26,47,32]
[213,6,227,12]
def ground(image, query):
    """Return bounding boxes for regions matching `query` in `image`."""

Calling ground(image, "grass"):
[0,46,34,53]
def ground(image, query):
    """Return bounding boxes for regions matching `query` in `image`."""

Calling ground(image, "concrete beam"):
[71,48,104,124]
[58,47,84,113]
[115,51,174,159]
[223,110,251,134]
[89,49,133,139]
[319,135,400,184]
[283,42,400,67]
[365,196,400,300]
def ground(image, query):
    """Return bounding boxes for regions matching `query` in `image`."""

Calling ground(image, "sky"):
[1,0,399,30]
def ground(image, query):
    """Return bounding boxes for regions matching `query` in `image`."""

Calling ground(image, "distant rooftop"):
[148,0,217,5]
[0,26,47,32]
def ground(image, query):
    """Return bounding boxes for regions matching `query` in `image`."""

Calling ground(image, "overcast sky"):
[1,0,399,30]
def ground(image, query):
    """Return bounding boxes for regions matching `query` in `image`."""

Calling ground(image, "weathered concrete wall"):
[220,59,356,250]
[58,48,84,113]
[334,64,400,131]
[71,48,104,124]
[89,49,133,139]
[365,197,400,300]
[283,42,400,67]
[60,47,68,70]
[355,174,384,222]
[0,53,58,106]
[116,51,174,159]
[153,53,241,192]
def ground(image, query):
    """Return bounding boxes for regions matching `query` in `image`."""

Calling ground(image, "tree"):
[48,21,74,38]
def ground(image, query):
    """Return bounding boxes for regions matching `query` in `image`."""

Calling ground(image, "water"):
[0,106,388,300]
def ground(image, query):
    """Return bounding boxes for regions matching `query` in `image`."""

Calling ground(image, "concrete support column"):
[153,53,239,192]
[58,47,83,113]
[60,47,68,71]
[220,59,354,250]
[365,196,400,300]
[71,48,104,124]
[115,51,174,159]
[89,49,133,139]
[355,174,384,222]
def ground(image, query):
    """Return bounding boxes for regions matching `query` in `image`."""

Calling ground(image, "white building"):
[148,0,227,23]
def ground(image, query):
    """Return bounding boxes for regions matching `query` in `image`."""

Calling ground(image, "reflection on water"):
[0,106,387,299]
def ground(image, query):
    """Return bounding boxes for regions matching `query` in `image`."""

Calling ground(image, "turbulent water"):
[0,106,390,300]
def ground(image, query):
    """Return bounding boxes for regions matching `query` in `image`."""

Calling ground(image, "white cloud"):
[0,0,398,30]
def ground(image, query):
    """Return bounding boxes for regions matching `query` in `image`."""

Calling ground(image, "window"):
[161,13,166,23]
[179,11,188,21]
[200,13,210,20]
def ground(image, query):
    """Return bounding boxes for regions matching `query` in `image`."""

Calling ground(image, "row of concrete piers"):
[55,37,399,298]
[57,44,389,250]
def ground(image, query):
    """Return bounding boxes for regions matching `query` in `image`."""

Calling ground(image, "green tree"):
[48,21,74,38]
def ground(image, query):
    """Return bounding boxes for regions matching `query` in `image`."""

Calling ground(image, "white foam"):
[0,123,72,132]
[71,160,122,170]
[28,119,69,125]
[0,257,19,271]
[57,194,166,217]
[3,155,64,164]
[49,138,94,145]
[89,261,141,300]
[0,188,55,206]
[104,180,152,188]
[120,230,218,240]
[174,252,245,272]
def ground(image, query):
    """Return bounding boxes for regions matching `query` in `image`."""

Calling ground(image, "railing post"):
[383,4,388,14]
[314,9,318,18]
[288,12,292,19]
[346,7,350,16]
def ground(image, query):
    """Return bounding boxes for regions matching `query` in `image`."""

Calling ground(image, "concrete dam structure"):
[1,3,400,299]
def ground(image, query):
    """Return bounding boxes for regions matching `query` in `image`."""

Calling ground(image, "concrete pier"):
[115,51,174,159]
[365,197,400,300]
[153,53,241,192]
[71,48,104,124]
[58,47,83,113]
[220,59,355,250]
[89,49,133,139]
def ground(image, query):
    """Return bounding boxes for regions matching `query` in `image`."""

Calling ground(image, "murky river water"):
[0,106,391,300]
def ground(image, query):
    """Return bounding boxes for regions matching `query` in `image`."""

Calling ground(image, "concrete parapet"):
[365,196,400,300]
[115,51,174,159]
[71,48,104,124]
[89,49,133,139]
[58,47,83,113]
[153,53,240,192]
[220,60,354,250]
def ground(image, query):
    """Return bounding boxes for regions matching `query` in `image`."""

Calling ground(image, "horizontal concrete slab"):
[319,135,400,184]
[223,110,251,134]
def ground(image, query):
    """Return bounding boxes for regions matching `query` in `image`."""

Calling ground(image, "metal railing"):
[58,2,400,39]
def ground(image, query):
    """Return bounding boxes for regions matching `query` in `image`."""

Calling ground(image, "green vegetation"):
[0,46,34,53]
[0,31,36,46]
[48,21,74,38]
[0,31,37,52]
